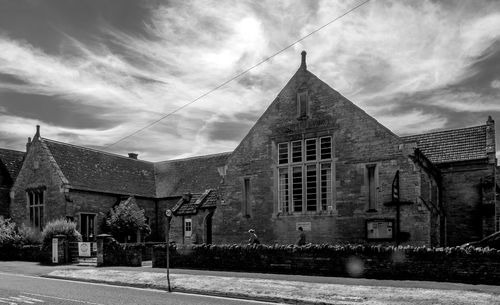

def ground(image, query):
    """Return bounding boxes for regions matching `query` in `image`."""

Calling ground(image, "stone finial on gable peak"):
[300,50,307,70]
[35,125,40,139]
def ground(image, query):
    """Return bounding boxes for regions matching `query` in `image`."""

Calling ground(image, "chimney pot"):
[182,193,192,202]
[128,153,138,159]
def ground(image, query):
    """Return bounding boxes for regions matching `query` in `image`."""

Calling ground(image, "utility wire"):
[106,0,371,148]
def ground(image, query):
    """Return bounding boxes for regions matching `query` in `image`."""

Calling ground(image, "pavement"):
[1,261,499,305]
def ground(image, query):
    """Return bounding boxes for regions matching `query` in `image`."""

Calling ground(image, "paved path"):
[1,261,499,294]
[1,261,499,305]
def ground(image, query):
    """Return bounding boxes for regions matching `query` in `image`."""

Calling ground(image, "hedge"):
[0,244,42,261]
[152,243,500,285]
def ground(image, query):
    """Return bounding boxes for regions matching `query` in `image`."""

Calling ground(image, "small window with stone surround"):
[184,218,192,237]
[297,90,309,119]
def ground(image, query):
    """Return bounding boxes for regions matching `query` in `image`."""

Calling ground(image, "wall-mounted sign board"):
[296,222,311,231]
[366,219,394,240]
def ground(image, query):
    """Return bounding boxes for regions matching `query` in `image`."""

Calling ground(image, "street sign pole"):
[165,209,173,292]
[392,170,400,245]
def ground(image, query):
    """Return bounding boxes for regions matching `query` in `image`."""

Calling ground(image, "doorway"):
[80,213,96,242]
[204,211,214,244]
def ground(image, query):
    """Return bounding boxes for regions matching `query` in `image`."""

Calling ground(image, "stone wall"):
[439,161,493,246]
[153,244,500,285]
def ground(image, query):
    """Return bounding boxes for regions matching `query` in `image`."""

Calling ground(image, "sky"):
[0,0,500,162]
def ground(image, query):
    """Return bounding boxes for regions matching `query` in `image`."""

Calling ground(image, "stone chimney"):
[26,137,31,152]
[128,153,138,159]
[182,193,192,202]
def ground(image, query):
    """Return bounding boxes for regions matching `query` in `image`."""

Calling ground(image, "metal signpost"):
[392,170,400,245]
[165,209,173,292]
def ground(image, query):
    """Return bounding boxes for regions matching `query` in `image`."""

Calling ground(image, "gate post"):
[96,234,111,267]
[53,234,67,264]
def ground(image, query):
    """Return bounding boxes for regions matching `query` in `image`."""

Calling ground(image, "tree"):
[106,197,151,242]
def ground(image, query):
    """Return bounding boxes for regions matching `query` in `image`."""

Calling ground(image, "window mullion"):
[302,163,305,213]
[316,162,320,211]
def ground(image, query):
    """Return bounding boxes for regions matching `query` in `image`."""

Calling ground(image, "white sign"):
[78,242,91,257]
[296,222,311,231]
[367,220,393,239]
[52,238,58,263]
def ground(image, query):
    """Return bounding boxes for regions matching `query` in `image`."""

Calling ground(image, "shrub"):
[17,224,42,245]
[0,216,18,246]
[106,197,151,242]
[41,218,81,250]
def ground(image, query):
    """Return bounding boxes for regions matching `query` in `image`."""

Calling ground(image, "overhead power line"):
[106,0,371,148]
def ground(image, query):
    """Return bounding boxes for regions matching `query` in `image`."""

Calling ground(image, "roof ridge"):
[401,124,487,139]
[156,151,232,164]
[0,148,24,154]
[41,138,154,164]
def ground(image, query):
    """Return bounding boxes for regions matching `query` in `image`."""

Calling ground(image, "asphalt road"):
[0,272,279,305]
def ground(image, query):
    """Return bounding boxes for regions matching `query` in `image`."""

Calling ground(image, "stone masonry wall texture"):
[214,60,432,245]
[11,136,67,228]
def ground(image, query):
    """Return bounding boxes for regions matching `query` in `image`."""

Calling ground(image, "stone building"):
[8,126,226,242]
[0,148,25,218]
[5,52,498,246]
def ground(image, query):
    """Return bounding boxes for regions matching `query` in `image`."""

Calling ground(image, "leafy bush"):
[41,218,81,249]
[0,216,18,245]
[106,197,151,242]
[17,224,42,245]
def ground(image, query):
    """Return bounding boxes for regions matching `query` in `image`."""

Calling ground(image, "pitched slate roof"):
[402,125,488,164]
[0,148,25,181]
[42,138,156,197]
[155,152,231,197]
[172,189,218,215]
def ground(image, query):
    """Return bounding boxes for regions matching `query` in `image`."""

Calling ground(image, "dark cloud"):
[345,53,393,94]
[0,73,28,86]
[237,73,282,91]
[0,0,155,54]
[454,41,500,94]
[0,92,122,129]
[206,121,252,142]
[234,112,261,123]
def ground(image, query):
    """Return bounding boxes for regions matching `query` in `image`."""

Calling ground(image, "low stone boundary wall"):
[152,244,500,285]
[0,244,42,261]
[97,234,143,267]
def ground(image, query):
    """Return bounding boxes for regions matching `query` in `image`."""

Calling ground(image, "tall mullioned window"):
[27,189,45,230]
[277,136,334,213]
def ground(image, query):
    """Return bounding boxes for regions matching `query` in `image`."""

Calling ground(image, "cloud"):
[376,109,447,136]
[1,0,500,161]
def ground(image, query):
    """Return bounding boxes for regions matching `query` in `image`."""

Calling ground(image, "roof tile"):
[43,138,156,197]
[173,189,218,215]
[0,148,25,181]
[155,152,230,197]
[402,125,487,164]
